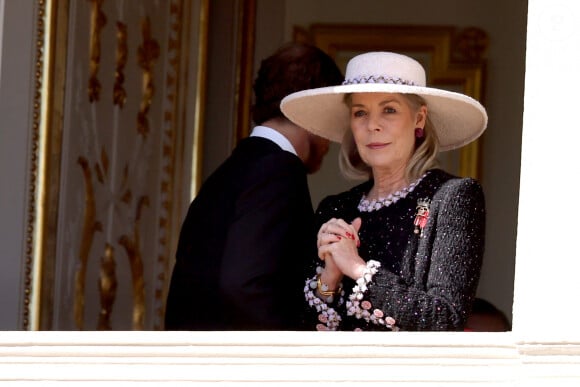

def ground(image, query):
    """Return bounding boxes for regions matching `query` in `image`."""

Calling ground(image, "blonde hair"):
[338,93,439,181]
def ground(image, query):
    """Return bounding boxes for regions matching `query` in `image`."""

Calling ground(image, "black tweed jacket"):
[305,168,486,331]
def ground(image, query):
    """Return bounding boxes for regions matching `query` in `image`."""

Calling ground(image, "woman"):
[280,52,487,331]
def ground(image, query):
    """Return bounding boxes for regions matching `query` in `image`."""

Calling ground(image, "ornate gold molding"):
[154,0,183,330]
[97,243,117,330]
[27,0,208,331]
[189,0,210,197]
[75,155,102,330]
[137,16,160,138]
[88,0,106,103]
[118,196,148,330]
[22,0,50,331]
[24,0,67,331]
[233,0,256,144]
[113,21,128,107]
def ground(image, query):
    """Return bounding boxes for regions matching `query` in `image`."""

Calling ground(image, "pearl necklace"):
[357,173,427,213]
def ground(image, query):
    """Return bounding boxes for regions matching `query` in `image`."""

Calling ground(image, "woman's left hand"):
[317,217,361,249]
[318,218,366,280]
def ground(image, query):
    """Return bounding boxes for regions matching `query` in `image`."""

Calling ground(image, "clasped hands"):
[317,217,367,285]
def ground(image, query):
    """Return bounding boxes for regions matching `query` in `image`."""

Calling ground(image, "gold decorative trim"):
[24,0,57,331]
[97,243,117,330]
[27,0,209,331]
[22,0,48,330]
[189,0,209,197]
[88,0,106,103]
[76,156,102,330]
[233,0,256,145]
[113,21,128,107]
[153,0,184,330]
[153,0,209,330]
[136,16,160,138]
[119,196,148,330]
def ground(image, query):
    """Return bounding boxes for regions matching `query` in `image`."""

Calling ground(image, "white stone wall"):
[513,0,580,341]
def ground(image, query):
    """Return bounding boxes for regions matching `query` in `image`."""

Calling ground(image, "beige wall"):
[0,0,36,330]
[252,0,528,321]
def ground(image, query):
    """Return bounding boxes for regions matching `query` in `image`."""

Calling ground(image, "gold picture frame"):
[294,24,488,179]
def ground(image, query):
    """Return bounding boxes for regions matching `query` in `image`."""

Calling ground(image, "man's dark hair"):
[251,42,343,125]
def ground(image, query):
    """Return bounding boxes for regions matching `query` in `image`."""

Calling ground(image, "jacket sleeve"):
[369,178,486,331]
[300,192,353,331]
[218,153,315,330]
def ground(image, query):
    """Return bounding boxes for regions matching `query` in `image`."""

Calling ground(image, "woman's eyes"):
[352,106,396,117]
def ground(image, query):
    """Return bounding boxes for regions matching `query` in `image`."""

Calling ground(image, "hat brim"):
[280,84,488,151]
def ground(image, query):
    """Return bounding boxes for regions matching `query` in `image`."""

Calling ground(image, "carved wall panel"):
[25,0,208,330]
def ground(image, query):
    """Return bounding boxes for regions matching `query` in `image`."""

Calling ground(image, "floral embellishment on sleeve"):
[304,266,344,330]
[304,261,399,331]
[346,260,399,331]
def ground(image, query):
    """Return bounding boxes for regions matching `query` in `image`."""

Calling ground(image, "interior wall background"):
[0,0,36,330]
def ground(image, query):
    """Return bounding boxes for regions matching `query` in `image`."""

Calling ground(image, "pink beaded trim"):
[346,260,399,331]
[304,268,345,331]
[304,261,398,331]
[358,172,427,213]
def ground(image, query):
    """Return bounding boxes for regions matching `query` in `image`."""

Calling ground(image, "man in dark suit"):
[164,43,343,330]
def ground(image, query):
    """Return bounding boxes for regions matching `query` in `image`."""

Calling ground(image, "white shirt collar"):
[250,126,297,156]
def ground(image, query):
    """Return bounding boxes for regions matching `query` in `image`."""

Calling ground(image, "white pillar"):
[513,0,580,341]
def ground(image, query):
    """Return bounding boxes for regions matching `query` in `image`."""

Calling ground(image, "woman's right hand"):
[317,218,366,280]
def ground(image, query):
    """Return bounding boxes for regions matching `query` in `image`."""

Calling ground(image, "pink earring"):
[415,127,424,138]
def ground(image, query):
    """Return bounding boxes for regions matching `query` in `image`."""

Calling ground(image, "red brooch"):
[413,198,431,237]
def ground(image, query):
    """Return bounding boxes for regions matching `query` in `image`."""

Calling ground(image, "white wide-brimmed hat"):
[280,51,488,151]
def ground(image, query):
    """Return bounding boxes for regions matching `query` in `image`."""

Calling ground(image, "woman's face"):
[349,92,426,174]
